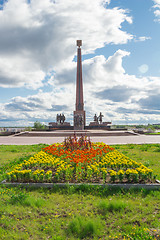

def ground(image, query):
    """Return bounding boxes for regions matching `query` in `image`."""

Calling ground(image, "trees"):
[33,121,46,130]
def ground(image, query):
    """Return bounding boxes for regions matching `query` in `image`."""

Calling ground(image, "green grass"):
[0,144,160,239]
[0,144,47,165]
[0,185,160,239]
[0,144,47,182]
[145,132,160,135]
[67,215,103,239]
[98,199,127,214]
[113,144,160,180]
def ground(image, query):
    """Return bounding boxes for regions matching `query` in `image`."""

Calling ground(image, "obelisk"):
[73,40,86,130]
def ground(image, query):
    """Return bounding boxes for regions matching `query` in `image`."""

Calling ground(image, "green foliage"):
[144,160,150,167]
[0,185,160,239]
[154,146,160,152]
[98,199,127,215]
[123,226,158,240]
[146,124,155,131]
[33,121,46,130]
[139,145,149,151]
[0,144,160,239]
[112,144,160,180]
[112,125,126,129]
[152,124,160,129]
[23,196,44,207]
[8,189,45,208]
[67,215,102,239]
[122,150,128,154]
[0,144,48,182]
[25,126,32,131]
[128,144,135,149]
[9,191,28,204]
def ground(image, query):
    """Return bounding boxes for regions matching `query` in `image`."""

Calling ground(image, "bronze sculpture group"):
[56,114,65,124]
[94,112,104,124]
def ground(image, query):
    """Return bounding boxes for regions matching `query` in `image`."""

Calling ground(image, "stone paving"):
[0,132,160,145]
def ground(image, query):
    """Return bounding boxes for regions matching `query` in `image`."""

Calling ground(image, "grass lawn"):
[145,133,160,135]
[0,144,160,239]
[113,144,160,181]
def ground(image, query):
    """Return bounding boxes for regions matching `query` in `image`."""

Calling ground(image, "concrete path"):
[0,134,160,145]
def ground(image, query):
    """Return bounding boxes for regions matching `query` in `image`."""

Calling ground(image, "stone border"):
[1,181,160,190]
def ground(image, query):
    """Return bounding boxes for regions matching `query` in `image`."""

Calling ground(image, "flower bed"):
[6,135,154,184]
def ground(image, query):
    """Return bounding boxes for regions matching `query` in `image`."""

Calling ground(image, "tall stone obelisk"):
[74,40,86,130]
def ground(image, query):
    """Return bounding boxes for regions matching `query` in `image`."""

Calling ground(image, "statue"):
[98,112,104,124]
[56,114,60,123]
[93,112,104,124]
[74,114,83,127]
[62,114,65,123]
[56,113,66,125]
[94,114,99,123]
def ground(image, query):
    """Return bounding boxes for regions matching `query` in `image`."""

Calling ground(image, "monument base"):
[73,110,85,130]
[74,126,84,130]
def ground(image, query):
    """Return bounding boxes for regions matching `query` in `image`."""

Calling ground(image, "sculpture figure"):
[94,114,99,123]
[74,114,83,127]
[56,113,66,124]
[62,114,65,123]
[93,112,104,124]
[56,114,60,123]
[98,112,104,124]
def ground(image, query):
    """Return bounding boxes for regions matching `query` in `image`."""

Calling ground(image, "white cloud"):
[135,36,151,42]
[1,49,160,126]
[0,0,159,126]
[0,56,45,89]
[153,0,160,6]
[153,0,160,21]
[0,0,133,89]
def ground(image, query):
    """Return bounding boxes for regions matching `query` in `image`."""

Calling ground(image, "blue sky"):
[0,0,160,126]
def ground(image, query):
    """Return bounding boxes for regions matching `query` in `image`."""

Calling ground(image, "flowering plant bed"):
[6,135,154,184]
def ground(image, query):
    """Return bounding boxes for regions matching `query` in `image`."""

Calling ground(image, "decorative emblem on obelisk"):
[73,40,86,130]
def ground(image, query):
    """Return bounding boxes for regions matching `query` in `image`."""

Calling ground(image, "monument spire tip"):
[77,40,82,47]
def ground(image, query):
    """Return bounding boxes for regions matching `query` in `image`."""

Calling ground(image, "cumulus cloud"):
[135,36,151,42]
[0,0,159,125]
[153,0,160,21]
[95,86,137,102]
[4,88,74,112]
[138,95,160,110]
[0,56,45,89]
[1,87,75,125]
[0,0,133,89]
[1,49,160,126]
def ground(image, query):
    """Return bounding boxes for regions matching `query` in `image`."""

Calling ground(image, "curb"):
[1,182,160,190]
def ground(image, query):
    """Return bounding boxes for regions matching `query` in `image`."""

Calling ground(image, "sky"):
[0,0,160,126]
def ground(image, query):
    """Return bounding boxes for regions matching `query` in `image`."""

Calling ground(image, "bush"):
[33,121,46,130]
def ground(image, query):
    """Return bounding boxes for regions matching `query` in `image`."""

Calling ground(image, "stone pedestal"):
[74,110,85,130]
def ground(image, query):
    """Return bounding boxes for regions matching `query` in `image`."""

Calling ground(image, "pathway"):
[0,134,160,145]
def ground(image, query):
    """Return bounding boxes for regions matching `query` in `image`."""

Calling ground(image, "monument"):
[73,40,86,130]
[49,40,111,131]
[89,112,111,128]
[49,113,71,130]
